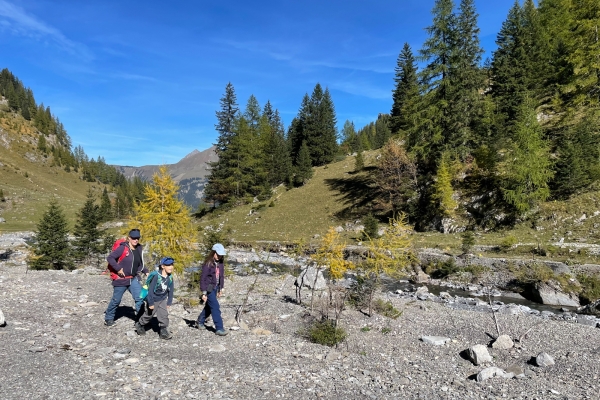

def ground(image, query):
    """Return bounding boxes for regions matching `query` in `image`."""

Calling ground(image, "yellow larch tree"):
[129,165,197,275]
[361,213,415,316]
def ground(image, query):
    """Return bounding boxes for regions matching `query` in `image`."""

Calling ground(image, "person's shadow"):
[114,306,137,322]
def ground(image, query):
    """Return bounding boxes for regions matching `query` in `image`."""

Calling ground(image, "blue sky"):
[0,0,515,167]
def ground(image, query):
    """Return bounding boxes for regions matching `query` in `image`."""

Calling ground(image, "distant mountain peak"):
[182,149,200,160]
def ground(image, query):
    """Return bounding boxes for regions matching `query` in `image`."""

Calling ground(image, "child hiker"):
[135,257,175,339]
[196,243,228,336]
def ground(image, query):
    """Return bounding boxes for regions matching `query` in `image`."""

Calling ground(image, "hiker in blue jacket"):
[104,229,148,327]
[196,243,228,336]
[135,257,174,339]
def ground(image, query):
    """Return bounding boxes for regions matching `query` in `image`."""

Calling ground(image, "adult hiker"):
[135,256,174,339]
[196,243,228,336]
[104,228,148,327]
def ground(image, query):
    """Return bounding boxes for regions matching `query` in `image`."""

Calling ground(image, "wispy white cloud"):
[214,38,296,62]
[111,72,159,83]
[330,80,390,100]
[0,0,92,60]
[216,38,392,74]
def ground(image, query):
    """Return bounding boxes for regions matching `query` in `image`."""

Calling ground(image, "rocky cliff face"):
[115,146,218,208]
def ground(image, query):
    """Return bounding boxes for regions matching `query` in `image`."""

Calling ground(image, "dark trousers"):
[197,286,223,331]
[139,298,169,328]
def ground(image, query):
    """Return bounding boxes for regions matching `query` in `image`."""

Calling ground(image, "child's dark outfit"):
[197,259,225,333]
[137,270,174,339]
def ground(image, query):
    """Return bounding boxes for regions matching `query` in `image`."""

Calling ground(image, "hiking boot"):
[159,327,173,340]
[215,329,228,336]
[104,320,116,327]
[195,321,209,330]
[134,322,146,335]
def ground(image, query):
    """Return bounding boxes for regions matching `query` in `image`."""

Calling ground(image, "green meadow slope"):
[0,104,101,232]
[199,151,600,265]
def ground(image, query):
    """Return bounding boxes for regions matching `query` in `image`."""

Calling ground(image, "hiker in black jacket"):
[104,229,148,327]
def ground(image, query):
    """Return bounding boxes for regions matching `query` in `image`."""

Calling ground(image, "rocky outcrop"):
[578,299,600,317]
[295,265,326,290]
[526,281,580,307]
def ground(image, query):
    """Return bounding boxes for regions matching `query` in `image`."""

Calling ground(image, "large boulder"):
[467,344,492,365]
[295,264,327,290]
[526,280,580,307]
[491,334,514,350]
[578,299,600,317]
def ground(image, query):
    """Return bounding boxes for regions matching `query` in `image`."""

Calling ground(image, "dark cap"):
[128,229,141,239]
[160,257,174,266]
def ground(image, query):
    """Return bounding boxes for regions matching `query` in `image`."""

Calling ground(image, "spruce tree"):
[31,198,73,270]
[551,116,600,197]
[417,0,458,169]
[497,96,553,214]
[263,103,292,186]
[447,0,484,157]
[205,83,241,205]
[72,190,102,262]
[341,120,358,154]
[294,141,313,186]
[99,187,112,221]
[291,84,338,166]
[131,166,197,274]
[391,43,420,137]
[373,114,392,150]
[566,0,600,108]
[354,151,365,172]
[289,95,310,163]
[214,82,239,153]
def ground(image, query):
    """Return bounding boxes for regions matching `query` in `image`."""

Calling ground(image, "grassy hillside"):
[199,153,371,245]
[198,150,600,264]
[0,104,103,232]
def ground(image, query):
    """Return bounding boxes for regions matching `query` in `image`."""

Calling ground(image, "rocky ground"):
[1,234,600,399]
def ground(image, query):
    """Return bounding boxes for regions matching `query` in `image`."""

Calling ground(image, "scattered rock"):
[476,367,508,382]
[420,336,450,346]
[467,344,492,365]
[491,334,514,350]
[0,308,5,327]
[251,327,272,335]
[505,364,525,377]
[535,352,555,367]
[209,344,226,352]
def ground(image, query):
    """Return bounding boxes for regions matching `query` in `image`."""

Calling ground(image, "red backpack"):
[103,238,133,280]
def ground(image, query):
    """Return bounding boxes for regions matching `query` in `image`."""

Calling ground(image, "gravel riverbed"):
[1,233,599,399]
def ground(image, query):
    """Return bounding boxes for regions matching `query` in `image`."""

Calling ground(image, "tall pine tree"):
[391,43,420,137]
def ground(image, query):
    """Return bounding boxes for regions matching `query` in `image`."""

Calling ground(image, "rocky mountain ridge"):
[115,146,218,208]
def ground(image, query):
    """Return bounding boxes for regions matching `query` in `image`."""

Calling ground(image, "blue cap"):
[160,257,174,266]
[128,229,141,239]
[212,243,226,256]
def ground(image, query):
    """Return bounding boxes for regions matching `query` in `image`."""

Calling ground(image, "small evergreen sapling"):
[30,198,73,270]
